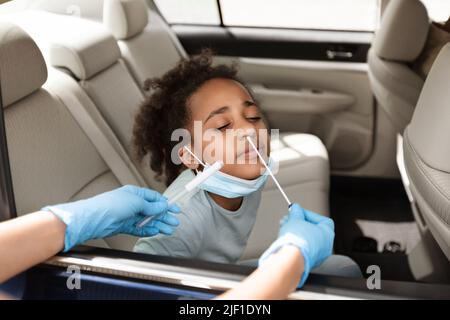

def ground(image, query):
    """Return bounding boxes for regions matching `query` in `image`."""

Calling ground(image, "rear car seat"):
[6,7,330,258]
[0,21,138,250]
[5,10,165,193]
[103,0,188,84]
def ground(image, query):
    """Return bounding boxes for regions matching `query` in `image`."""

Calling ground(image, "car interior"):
[0,0,449,299]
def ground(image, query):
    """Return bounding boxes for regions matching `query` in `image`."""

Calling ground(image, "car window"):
[220,0,380,32]
[154,0,221,25]
[420,0,450,22]
[155,0,381,32]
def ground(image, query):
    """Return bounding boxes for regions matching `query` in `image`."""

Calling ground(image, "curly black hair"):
[133,49,252,186]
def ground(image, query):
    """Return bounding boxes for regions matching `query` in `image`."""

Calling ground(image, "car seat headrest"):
[373,0,429,62]
[45,13,122,80]
[103,0,149,40]
[0,22,48,107]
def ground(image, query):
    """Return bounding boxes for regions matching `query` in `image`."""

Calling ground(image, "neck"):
[208,192,243,211]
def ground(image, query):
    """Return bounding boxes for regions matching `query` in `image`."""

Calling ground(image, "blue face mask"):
[197,157,275,198]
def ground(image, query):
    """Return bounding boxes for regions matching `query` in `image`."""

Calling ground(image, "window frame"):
[32,246,450,299]
[0,79,17,222]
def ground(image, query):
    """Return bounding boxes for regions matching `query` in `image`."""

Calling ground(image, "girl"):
[132,49,272,263]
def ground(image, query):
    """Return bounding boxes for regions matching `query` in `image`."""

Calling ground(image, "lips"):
[242,147,259,160]
[237,141,266,160]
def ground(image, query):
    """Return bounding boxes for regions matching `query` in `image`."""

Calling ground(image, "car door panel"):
[249,84,355,115]
[169,25,389,172]
[214,55,374,170]
[173,25,372,62]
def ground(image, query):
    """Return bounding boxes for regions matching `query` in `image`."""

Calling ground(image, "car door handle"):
[326,50,353,59]
[250,84,355,114]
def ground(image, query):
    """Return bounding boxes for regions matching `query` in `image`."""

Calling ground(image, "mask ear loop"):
[183,146,207,174]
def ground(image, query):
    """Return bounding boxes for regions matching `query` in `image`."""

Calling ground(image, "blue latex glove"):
[42,185,181,252]
[259,203,334,288]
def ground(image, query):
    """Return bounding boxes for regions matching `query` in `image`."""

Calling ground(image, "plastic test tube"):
[137,161,224,228]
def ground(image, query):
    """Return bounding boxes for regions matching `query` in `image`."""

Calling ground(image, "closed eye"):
[217,123,231,131]
[244,100,256,107]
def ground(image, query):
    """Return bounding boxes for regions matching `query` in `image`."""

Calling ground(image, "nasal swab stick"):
[184,145,206,167]
[246,136,292,207]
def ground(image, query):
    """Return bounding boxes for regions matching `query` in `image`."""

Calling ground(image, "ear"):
[179,146,200,170]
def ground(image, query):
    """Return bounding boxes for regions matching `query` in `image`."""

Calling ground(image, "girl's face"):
[183,78,270,180]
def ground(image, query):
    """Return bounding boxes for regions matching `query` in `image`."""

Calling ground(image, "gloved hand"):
[42,185,181,252]
[259,203,334,288]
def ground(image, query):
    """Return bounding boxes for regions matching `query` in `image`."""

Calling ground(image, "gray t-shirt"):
[134,169,261,263]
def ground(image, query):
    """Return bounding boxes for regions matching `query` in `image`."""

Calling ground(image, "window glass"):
[154,0,221,25]
[219,0,380,31]
[421,0,450,22]
[155,0,381,31]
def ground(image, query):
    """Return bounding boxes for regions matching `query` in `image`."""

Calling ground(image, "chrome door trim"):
[44,255,360,300]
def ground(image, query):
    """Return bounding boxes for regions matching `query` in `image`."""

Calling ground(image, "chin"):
[226,163,265,180]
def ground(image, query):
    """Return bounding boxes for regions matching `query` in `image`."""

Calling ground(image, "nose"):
[236,127,257,140]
